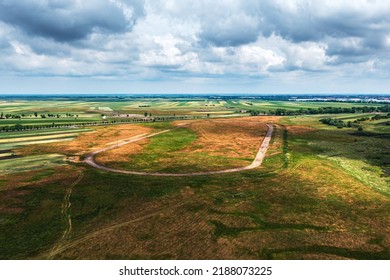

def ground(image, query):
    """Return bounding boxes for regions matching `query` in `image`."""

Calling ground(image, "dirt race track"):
[84,124,274,176]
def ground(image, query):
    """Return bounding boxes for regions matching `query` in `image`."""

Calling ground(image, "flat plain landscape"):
[0,95,389,259]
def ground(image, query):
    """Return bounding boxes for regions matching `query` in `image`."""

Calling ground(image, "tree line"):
[0,114,200,132]
[0,112,79,119]
[319,112,390,129]
[249,105,390,116]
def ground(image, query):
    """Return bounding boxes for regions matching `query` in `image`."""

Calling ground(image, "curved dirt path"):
[84,124,273,177]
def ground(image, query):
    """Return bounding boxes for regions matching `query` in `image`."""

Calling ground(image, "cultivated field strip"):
[0,133,79,143]
[0,128,90,139]
[0,138,75,150]
[0,129,92,149]
[84,124,273,176]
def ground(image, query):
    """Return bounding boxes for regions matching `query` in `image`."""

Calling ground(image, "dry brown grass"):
[18,124,152,157]
[181,118,267,158]
[253,157,390,255]
[52,193,237,259]
[0,189,26,214]
[95,139,149,166]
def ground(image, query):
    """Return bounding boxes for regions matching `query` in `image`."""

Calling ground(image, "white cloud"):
[1,0,390,93]
[138,35,197,69]
[237,46,285,71]
[282,42,333,70]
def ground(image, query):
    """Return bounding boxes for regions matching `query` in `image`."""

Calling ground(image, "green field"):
[0,96,389,260]
[0,128,91,150]
[2,97,386,130]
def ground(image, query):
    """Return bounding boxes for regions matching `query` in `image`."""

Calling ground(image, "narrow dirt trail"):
[45,201,186,259]
[47,172,84,259]
[61,172,84,240]
[84,124,274,177]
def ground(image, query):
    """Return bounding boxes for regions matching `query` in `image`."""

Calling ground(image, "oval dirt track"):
[84,124,274,177]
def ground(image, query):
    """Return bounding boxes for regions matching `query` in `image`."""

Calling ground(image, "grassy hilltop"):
[0,95,389,259]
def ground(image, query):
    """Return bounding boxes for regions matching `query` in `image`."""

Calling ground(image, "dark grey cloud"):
[197,0,390,52]
[254,1,390,46]
[327,39,369,57]
[199,12,260,47]
[0,0,145,42]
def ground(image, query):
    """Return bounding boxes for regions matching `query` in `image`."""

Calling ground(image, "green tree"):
[14,124,23,130]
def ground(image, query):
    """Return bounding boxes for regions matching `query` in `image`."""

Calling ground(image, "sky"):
[0,0,390,94]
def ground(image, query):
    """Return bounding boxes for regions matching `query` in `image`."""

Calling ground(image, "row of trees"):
[0,112,79,119]
[319,118,364,131]
[0,113,22,119]
[320,118,347,127]
[248,105,390,116]
[319,113,390,129]
[0,114,201,132]
[371,113,390,120]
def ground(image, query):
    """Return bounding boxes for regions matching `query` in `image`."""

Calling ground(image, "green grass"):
[0,170,70,259]
[210,211,328,238]
[322,156,389,196]
[283,114,389,194]
[0,154,66,176]
[308,130,390,178]
[139,121,174,130]
[122,127,197,172]
[265,245,390,260]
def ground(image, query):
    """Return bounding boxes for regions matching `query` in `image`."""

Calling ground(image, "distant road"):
[84,124,273,177]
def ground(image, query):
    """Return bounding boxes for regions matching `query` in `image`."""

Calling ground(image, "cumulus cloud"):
[1,0,390,92]
[199,12,260,47]
[0,0,145,42]
[139,34,198,69]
